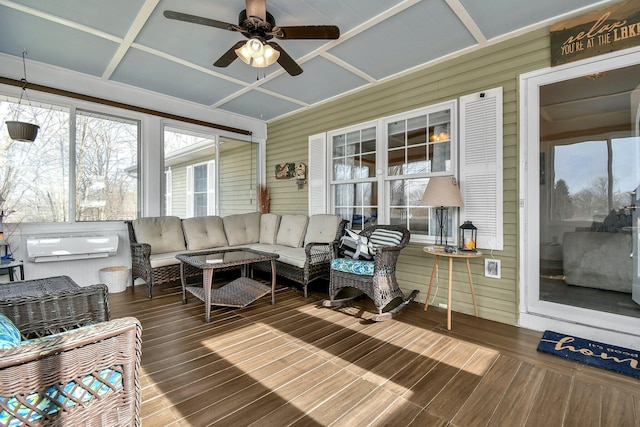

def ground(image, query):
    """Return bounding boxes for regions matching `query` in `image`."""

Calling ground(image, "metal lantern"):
[458,220,477,251]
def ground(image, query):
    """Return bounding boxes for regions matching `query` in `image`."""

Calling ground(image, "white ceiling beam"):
[102,0,161,80]
[445,0,487,44]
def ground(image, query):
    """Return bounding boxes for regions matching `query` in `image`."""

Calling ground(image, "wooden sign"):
[550,0,640,66]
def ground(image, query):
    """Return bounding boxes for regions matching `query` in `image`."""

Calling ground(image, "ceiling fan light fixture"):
[235,44,252,65]
[235,38,279,68]
[246,38,264,58]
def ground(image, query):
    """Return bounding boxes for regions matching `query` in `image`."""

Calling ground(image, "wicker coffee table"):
[176,249,279,322]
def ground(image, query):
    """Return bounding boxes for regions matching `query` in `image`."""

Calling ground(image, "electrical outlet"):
[438,303,448,309]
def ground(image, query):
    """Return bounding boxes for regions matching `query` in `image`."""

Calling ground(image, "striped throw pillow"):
[369,229,404,249]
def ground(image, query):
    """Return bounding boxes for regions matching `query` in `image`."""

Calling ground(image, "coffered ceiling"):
[0,0,623,122]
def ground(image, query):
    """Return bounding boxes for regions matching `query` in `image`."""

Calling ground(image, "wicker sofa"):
[0,277,141,426]
[127,213,348,298]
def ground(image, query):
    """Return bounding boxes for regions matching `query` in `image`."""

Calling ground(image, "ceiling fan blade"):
[163,10,236,31]
[274,25,340,40]
[268,42,303,76]
[213,41,246,68]
[245,0,267,21]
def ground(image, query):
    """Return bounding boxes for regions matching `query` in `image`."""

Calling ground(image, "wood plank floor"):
[108,278,640,427]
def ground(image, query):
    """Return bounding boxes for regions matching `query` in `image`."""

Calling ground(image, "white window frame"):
[327,121,379,229]
[382,100,458,244]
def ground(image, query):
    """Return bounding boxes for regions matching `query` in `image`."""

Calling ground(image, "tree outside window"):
[0,98,139,223]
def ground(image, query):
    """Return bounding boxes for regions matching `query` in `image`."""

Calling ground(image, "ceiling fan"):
[164,0,340,76]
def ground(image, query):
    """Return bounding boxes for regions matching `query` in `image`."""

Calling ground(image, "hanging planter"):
[5,121,39,142]
[5,51,39,142]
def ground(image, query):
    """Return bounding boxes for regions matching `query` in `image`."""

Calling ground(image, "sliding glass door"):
[521,49,640,342]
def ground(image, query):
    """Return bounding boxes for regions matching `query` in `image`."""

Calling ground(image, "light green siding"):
[266,28,552,325]
[219,142,258,216]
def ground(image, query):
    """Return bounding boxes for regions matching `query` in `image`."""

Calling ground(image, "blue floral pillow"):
[0,313,21,349]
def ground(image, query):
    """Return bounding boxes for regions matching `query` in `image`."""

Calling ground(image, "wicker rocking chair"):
[323,225,418,321]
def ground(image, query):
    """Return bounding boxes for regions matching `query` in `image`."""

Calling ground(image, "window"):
[323,94,502,246]
[330,124,377,230]
[0,97,139,223]
[164,126,217,218]
[75,111,138,221]
[327,101,458,242]
[385,104,455,240]
[163,126,257,218]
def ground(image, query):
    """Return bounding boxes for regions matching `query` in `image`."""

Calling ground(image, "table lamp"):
[421,176,464,250]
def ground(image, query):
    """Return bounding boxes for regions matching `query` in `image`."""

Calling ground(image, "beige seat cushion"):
[133,216,186,254]
[149,251,183,268]
[273,247,307,268]
[259,213,281,244]
[182,216,228,250]
[304,214,342,245]
[223,212,261,246]
[276,215,309,248]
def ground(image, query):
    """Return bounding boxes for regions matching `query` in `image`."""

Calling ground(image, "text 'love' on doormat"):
[537,331,640,379]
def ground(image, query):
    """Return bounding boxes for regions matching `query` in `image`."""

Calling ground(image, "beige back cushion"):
[276,214,309,247]
[223,212,261,246]
[133,216,186,254]
[304,214,342,245]
[259,213,281,244]
[182,216,228,250]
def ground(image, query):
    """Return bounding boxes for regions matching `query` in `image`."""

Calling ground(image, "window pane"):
[388,121,405,149]
[193,164,207,193]
[333,182,377,230]
[194,193,207,217]
[407,146,428,174]
[430,141,451,172]
[1,99,70,223]
[164,126,216,218]
[387,109,450,179]
[76,111,138,221]
[332,127,376,183]
[389,178,440,238]
[553,141,609,221]
[388,148,405,176]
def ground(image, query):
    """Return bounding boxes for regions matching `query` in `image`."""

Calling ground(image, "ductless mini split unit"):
[26,234,118,263]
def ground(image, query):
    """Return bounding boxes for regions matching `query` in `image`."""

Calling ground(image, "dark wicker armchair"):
[326,224,417,321]
[0,317,142,426]
[0,277,141,426]
[0,276,110,339]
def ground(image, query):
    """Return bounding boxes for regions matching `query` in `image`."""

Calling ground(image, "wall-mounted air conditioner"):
[26,235,119,263]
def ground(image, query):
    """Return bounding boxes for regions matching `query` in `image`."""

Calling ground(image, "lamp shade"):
[421,176,463,207]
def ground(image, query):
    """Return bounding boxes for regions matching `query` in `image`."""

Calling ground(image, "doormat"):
[537,330,640,379]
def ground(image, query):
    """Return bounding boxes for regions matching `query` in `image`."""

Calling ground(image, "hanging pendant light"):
[5,51,39,142]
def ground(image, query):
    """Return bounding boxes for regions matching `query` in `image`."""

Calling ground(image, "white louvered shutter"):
[207,160,216,215]
[308,133,328,215]
[165,168,173,216]
[459,87,504,250]
[186,165,194,218]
